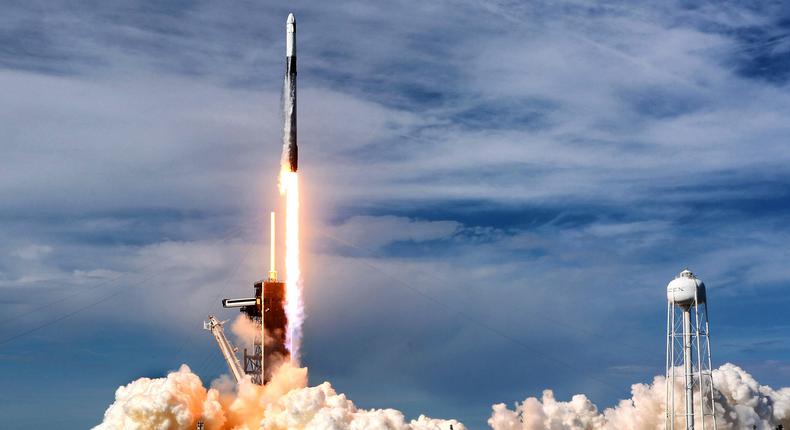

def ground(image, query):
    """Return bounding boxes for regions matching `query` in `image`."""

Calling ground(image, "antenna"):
[269,211,277,281]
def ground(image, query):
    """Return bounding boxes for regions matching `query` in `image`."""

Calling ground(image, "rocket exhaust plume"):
[487,363,790,430]
[280,171,302,363]
[94,363,467,430]
[279,12,303,363]
[94,362,790,429]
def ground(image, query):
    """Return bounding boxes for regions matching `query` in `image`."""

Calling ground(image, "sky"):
[1,0,790,428]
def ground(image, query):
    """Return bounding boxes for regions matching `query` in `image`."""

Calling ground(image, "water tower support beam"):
[683,307,694,430]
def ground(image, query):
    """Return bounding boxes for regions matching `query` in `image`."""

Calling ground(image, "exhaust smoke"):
[93,363,465,430]
[93,362,790,429]
[489,363,790,430]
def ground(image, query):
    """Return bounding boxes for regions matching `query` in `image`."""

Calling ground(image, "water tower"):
[665,269,717,429]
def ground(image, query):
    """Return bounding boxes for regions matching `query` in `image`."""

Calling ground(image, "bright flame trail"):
[279,170,303,363]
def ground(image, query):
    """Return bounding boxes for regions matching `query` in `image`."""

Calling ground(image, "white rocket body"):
[283,13,298,172]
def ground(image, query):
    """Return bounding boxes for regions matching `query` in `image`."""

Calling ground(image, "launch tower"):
[221,212,289,384]
[665,269,717,430]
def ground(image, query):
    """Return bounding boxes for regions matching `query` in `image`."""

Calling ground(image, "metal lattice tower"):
[218,212,288,385]
[665,269,717,430]
[241,285,264,385]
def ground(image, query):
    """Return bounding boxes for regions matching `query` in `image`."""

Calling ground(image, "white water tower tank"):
[666,269,706,306]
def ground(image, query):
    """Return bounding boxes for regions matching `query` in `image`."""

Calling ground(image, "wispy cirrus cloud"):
[1,1,789,428]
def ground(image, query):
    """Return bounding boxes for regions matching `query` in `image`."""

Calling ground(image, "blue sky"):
[1,1,790,428]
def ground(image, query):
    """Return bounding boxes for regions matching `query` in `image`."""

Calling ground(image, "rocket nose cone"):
[286,12,296,56]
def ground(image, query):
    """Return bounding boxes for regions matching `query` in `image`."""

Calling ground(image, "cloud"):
[326,216,460,250]
[490,363,790,430]
[94,363,465,430]
[2,1,790,428]
[11,244,53,260]
[93,362,790,429]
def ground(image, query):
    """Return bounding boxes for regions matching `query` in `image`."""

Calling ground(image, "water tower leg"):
[683,307,695,430]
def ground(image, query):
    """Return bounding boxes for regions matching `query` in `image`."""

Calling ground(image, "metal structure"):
[666,269,717,430]
[203,315,244,383]
[283,12,298,173]
[204,11,297,386]
[222,279,263,384]
[261,278,288,383]
[219,212,289,385]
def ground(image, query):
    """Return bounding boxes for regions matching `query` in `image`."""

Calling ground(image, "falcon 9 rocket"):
[283,13,297,172]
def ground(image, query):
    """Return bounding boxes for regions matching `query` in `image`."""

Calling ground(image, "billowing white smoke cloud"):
[94,362,465,430]
[712,363,790,429]
[489,391,605,430]
[260,382,465,430]
[489,363,790,430]
[94,361,789,430]
[94,364,224,430]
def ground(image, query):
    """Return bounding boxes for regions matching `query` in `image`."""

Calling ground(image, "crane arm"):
[204,315,245,383]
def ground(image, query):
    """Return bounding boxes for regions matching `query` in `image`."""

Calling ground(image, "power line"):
[0,289,125,347]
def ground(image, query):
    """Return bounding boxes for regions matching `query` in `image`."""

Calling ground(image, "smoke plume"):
[94,362,465,430]
[94,362,790,429]
[230,315,258,347]
[489,363,790,430]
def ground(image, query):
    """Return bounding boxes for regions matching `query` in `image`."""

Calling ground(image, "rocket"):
[283,12,298,172]
[213,14,298,386]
